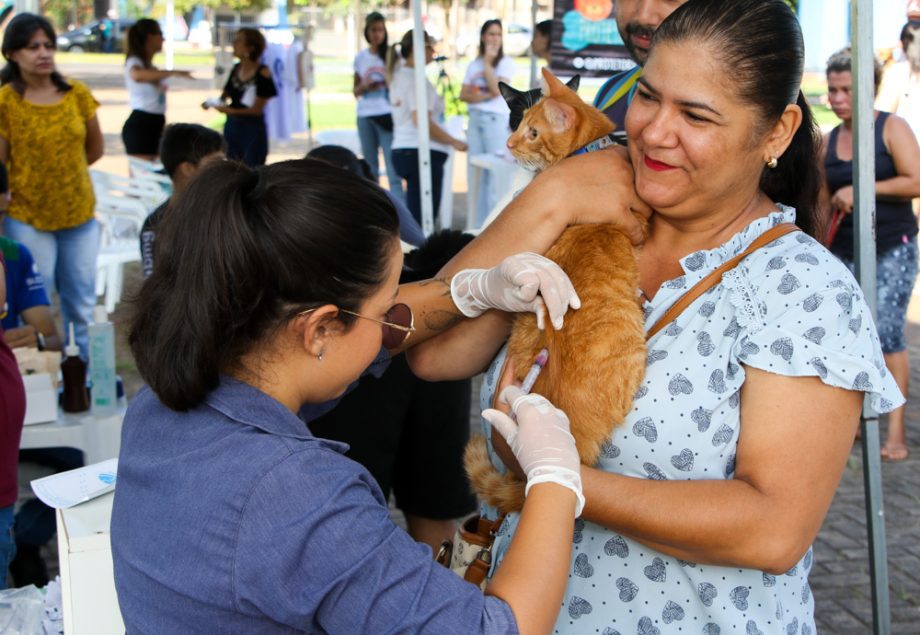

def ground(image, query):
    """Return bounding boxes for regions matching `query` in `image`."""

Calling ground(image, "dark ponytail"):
[129,159,399,411]
[655,0,821,237]
[1,13,71,95]
[125,18,161,67]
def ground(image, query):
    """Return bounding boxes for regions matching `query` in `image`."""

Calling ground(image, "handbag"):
[436,513,507,590]
[436,222,800,590]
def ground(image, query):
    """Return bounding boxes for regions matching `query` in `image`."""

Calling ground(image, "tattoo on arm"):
[416,277,452,297]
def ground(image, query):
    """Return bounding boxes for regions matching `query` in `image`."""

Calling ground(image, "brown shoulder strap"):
[646,223,800,341]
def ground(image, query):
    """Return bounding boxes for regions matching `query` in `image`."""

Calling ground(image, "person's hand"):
[529,146,651,245]
[3,324,38,349]
[831,185,854,215]
[453,138,468,152]
[450,252,580,329]
[483,386,584,515]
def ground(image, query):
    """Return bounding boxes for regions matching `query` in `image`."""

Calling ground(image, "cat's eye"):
[529,127,539,139]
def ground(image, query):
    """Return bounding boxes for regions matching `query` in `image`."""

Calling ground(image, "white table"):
[466,153,532,231]
[20,402,127,464]
[56,491,124,635]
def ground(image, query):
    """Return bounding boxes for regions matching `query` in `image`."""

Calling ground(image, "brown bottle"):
[61,322,89,413]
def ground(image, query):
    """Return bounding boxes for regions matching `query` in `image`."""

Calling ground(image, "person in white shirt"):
[354,13,403,201]
[121,19,193,161]
[388,30,467,228]
[460,20,515,228]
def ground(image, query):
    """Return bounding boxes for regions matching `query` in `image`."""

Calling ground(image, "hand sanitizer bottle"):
[89,305,117,416]
[61,322,90,413]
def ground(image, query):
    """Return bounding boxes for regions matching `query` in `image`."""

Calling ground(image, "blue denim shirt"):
[111,376,517,634]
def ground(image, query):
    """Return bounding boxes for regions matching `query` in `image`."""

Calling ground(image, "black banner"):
[549,0,636,78]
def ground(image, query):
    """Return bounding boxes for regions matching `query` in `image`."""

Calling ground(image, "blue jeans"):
[4,217,100,358]
[0,505,14,590]
[357,116,404,202]
[467,110,511,227]
[391,148,449,228]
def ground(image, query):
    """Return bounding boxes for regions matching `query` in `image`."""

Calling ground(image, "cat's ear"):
[498,81,522,106]
[542,97,577,134]
[540,66,570,97]
[565,75,581,92]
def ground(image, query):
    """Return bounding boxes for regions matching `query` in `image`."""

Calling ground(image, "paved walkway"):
[65,57,920,634]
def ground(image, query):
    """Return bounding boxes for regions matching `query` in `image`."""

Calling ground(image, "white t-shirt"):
[463,56,515,114]
[125,56,166,115]
[389,66,450,154]
[354,48,391,118]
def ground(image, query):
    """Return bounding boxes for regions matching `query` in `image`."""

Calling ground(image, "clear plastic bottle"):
[61,322,90,413]
[89,305,117,416]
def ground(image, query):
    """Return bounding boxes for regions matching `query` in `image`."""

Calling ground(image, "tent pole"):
[851,0,890,631]
[411,0,435,235]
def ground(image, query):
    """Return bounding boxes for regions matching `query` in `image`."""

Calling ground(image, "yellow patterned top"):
[0,80,98,231]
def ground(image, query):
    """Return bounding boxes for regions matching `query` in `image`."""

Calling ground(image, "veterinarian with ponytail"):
[110,158,589,634]
[409,0,903,632]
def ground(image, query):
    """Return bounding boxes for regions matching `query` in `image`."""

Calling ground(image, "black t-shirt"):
[222,63,277,116]
[825,111,918,259]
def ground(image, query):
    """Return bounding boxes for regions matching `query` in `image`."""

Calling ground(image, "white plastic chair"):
[313,129,363,158]
[92,185,150,314]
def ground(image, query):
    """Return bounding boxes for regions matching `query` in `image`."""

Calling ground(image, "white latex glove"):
[482,386,585,516]
[450,252,580,330]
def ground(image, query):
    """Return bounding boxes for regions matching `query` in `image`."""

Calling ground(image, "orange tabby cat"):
[464,67,647,512]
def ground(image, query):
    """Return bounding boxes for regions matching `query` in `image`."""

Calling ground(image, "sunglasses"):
[300,302,415,349]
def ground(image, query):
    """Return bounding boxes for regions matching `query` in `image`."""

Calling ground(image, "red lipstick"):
[644,155,675,172]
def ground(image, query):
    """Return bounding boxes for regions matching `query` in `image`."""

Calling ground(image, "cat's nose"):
[507,137,516,150]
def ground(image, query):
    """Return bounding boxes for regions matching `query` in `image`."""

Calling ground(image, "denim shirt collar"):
[205,375,349,453]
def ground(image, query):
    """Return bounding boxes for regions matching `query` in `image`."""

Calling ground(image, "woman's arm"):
[129,67,193,83]
[85,115,104,165]
[408,111,467,150]
[877,113,920,200]
[407,148,650,380]
[216,96,270,117]
[353,72,364,98]
[486,483,577,633]
[580,367,862,574]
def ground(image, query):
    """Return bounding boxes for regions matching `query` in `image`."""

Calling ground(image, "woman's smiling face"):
[625,40,772,221]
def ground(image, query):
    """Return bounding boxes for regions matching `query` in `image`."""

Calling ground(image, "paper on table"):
[30,459,119,509]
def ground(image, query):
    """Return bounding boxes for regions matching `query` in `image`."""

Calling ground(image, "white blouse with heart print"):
[478,206,903,635]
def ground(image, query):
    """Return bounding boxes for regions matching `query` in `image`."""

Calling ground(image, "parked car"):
[456,22,533,58]
[57,18,135,53]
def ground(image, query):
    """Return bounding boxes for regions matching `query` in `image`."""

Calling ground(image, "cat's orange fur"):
[465,68,647,512]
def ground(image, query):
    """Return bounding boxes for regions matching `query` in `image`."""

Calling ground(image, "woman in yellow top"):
[0,14,104,357]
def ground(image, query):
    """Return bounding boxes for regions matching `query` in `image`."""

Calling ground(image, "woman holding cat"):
[388,30,468,228]
[409,0,903,632]
[460,19,516,227]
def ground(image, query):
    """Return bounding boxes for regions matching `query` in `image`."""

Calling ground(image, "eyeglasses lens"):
[382,303,413,349]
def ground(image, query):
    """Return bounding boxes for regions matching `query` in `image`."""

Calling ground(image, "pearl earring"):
[766,156,778,169]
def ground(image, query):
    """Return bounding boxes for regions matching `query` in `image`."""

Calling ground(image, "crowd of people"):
[0,1,918,633]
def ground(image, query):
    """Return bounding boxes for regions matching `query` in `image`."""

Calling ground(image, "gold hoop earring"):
[767,156,778,169]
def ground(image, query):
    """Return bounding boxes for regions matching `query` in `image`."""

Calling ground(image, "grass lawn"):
[57,50,215,67]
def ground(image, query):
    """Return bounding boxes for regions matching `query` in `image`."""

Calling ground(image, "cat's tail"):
[464,435,526,513]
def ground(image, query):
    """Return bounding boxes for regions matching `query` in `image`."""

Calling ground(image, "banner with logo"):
[549,0,637,78]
